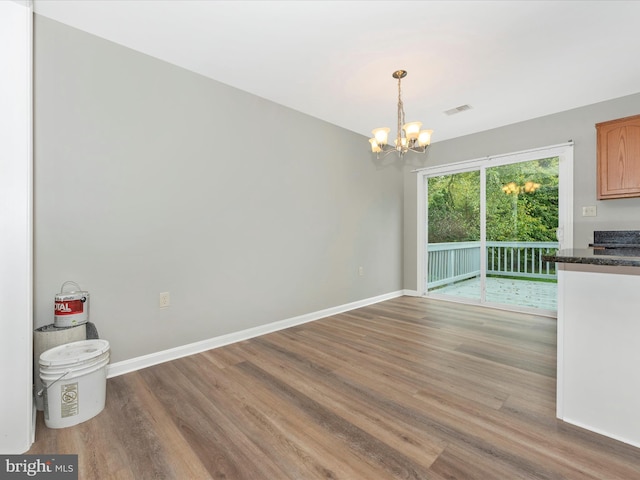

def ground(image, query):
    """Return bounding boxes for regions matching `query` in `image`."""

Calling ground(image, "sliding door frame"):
[416,142,574,309]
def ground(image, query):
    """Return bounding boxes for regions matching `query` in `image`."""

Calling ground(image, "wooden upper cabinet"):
[597,114,640,200]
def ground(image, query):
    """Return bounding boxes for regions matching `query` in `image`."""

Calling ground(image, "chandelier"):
[369,69,433,159]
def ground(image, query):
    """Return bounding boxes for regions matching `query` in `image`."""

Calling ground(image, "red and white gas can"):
[54,281,90,327]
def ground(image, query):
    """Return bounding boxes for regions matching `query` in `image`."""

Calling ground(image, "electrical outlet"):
[358,266,364,276]
[582,206,597,217]
[159,292,170,308]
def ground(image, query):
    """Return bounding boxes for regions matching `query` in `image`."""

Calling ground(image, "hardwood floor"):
[28,296,640,479]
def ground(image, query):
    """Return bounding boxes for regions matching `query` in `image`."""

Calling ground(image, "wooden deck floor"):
[28,296,639,479]
[430,276,557,311]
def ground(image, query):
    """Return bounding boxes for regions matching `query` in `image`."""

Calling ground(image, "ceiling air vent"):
[444,104,472,116]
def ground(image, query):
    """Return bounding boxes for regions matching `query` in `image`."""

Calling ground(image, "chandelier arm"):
[376,145,403,159]
[377,144,419,159]
[407,146,428,154]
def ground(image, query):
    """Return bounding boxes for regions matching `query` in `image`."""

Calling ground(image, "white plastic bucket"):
[39,339,110,429]
[33,323,87,411]
[54,281,90,327]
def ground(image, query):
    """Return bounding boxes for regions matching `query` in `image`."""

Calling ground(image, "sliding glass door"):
[426,170,481,301]
[484,158,559,310]
[421,144,571,314]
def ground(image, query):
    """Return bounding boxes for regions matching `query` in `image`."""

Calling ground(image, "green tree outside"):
[427,157,559,243]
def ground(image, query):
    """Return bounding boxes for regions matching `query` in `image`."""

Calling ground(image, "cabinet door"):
[597,114,640,200]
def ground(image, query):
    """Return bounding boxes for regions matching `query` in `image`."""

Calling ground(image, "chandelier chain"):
[397,76,405,149]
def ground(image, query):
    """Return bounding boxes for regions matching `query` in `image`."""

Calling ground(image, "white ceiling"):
[33,0,640,142]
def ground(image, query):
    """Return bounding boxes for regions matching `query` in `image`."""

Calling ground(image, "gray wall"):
[34,16,403,363]
[404,93,640,290]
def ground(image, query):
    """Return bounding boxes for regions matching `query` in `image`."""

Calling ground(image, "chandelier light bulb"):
[403,121,422,140]
[372,127,390,146]
[394,137,408,148]
[418,129,433,147]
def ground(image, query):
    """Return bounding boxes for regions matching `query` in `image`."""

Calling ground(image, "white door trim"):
[0,0,34,453]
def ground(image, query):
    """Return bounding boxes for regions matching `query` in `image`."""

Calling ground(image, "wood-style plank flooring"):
[28,296,640,479]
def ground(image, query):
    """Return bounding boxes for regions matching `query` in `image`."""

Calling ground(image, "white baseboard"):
[402,289,420,297]
[107,290,405,378]
[561,417,640,449]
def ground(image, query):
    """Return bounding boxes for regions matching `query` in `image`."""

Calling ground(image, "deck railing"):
[428,241,558,288]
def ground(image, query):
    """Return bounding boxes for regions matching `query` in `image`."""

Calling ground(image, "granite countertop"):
[543,248,640,267]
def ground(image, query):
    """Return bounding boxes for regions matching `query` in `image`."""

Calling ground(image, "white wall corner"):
[402,289,420,297]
